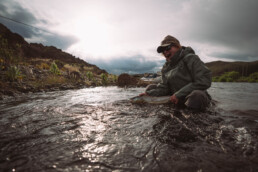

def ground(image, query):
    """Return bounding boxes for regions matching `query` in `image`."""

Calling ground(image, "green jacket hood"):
[181,46,195,57]
[172,46,196,65]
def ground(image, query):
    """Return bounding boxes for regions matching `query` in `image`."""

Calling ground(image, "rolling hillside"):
[206,60,258,77]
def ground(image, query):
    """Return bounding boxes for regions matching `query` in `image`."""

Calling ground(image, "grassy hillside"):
[0,23,118,98]
[206,60,258,77]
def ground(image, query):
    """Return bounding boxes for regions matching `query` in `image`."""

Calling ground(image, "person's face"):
[162,45,179,61]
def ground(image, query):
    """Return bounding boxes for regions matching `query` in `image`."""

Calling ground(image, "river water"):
[0,83,258,171]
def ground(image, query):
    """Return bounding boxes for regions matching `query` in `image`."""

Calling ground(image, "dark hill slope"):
[206,61,258,77]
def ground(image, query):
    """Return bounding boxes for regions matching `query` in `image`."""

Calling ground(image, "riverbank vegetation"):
[206,60,258,77]
[212,71,258,82]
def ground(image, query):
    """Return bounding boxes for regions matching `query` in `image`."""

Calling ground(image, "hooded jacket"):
[146,46,212,99]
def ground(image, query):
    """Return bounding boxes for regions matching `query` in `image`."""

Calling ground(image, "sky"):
[0,0,258,74]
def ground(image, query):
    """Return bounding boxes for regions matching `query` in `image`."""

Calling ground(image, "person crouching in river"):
[139,35,212,111]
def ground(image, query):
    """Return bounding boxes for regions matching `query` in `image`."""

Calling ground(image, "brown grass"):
[64,64,80,72]
[29,75,67,88]
[83,66,94,71]
[36,63,50,70]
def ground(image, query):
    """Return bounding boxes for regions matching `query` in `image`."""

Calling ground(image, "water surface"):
[0,83,257,171]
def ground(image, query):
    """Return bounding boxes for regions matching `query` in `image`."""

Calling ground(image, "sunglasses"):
[162,44,174,52]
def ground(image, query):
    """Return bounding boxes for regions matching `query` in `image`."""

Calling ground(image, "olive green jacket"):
[146,46,212,99]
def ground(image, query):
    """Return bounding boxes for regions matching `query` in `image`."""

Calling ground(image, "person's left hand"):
[170,94,179,104]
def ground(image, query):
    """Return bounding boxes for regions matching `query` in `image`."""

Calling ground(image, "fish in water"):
[130,95,171,104]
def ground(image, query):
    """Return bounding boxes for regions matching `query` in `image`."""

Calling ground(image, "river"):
[0,83,257,171]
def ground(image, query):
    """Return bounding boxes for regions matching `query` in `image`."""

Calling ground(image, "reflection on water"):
[0,83,258,171]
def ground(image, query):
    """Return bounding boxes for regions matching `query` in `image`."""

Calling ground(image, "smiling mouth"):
[165,53,171,59]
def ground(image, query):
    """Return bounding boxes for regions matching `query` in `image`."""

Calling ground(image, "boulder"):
[117,73,138,87]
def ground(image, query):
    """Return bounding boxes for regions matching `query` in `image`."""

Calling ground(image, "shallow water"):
[0,83,258,171]
[209,82,258,111]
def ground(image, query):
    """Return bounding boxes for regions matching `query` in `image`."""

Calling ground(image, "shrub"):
[212,76,219,82]
[225,71,240,80]
[50,61,60,75]
[247,78,256,82]
[215,71,240,82]
[86,71,93,81]
[227,78,233,82]
[214,71,258,82]
[249,72,258,80]
[55,60,65,69]
[7,65,21,81]
[218,75,227,82]
[237,76,248,82]
[111,74,118,82]
[92,78,100,86]
[100,73,108,85]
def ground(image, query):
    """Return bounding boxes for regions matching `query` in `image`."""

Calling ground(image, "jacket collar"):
[168,47,184,67]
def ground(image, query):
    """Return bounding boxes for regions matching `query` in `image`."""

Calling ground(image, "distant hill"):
[0,23,106,74]
[206,61,258,77]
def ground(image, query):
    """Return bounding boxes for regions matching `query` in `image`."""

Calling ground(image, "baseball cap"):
[157,35,181,53]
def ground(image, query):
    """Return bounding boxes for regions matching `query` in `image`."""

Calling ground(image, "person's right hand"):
[139,93,147,96]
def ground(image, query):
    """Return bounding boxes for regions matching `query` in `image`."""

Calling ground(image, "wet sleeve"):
[146,75,170,96]
[174,55,212,99]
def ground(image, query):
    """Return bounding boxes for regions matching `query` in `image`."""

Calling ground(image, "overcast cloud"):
[0,0,257,74]
[96,55,165,74]
[0,0,78,49]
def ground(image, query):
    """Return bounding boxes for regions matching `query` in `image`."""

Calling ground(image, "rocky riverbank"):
[0,64,118,100]
[0,64,155,100]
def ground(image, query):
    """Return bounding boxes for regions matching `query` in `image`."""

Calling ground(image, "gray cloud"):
[89,55,164,74]
[0,0,78,49]
[180,0,258,61]
[208,52,258,62]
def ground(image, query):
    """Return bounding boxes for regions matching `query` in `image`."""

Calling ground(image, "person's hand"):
[170,94,179,104]
[139,93,147,96]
